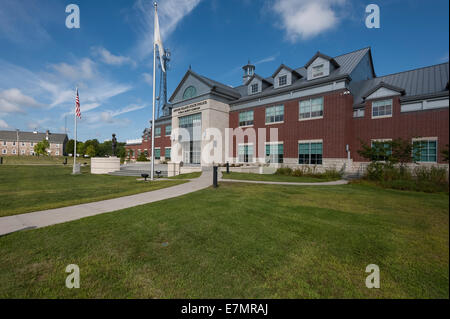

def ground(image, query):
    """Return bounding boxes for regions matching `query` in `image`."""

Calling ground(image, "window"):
[299,97,324,119]
[2,149,6,155]
[239,110,254,126]
[12,141,16,146]
[278,75,287,86]
[21,142,25,146]
[312,64,324,78]
[353,108,365,118]
[266,105,284,124]
[372,99,392,118]
[371,140,392,161]
[2,141,5,146]
[183,86,197,100]
[12,149,16,154]
[154,127,161,137]
[30,142,34,147]
[165,147,171,160]
[238,144,253,163]
[165,125,172,136]
[251,83,259,94]
[299,142,323,165]
[155,148,161,160]
[266,143,283,163]
[55,151,59,156]
[21,149,25,155]
[413,140,437,162]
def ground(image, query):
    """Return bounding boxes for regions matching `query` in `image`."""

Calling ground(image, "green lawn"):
[0,166,185,217]
[168,171,202,179]
[1,156,90,166]
[222,171,341,183]
[0,182,447,298]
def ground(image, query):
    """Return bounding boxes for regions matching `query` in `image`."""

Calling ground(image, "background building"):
[0,130,68,156]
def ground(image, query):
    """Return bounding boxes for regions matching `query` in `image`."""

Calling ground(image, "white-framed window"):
[372,99,393,118]
[30,150,34,155]
[55,144,59,148]
[239,110,254,127]
[413,138,438,163]
[278,75,287,86]
[2,149,6,154]
[251,83,259,94]
[21,149,25,155]
[30,142,34,147]
[165,125,172,136]
[165,147,171,160]
[12,149,16,154]
[312,64,324,78]
[266,105,284,124]
[265,142,283,164]
[12,141,16,146]
[298,140,323,165]
[154,127,161,138]
[154,148,161,160]
[299,97,324,120]
[21,142,25,146]
[55,151,59,156]
[2,141,5,146]
[353,108,365,118]
[238,144,254,163]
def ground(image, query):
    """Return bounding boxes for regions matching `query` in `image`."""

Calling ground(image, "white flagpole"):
[73,88,78,174]
[150,2,157,181]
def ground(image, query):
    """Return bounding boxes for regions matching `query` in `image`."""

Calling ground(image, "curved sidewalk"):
[219,178,348,186]
[0,171,213,237]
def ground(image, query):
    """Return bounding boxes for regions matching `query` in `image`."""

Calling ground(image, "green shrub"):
[275,167,293,176]
[137,153,149,162]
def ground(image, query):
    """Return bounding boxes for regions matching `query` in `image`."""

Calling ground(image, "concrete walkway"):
[219,175,349,186]
[0,170,213,237]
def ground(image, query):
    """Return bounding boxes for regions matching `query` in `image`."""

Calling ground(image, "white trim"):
[371,114,392,119]
[264,141,284,145]
[371,138,392,143]
[298,139,323,144]
[371,99,393,119]
[238,124,254,128]
[298,116,323,122]
[265,121,284,126]
[412,137,438,142]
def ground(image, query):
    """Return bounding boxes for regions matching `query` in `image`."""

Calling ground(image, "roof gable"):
[305,52,340,69]
[363,82,406,99]
[271,64,302,79]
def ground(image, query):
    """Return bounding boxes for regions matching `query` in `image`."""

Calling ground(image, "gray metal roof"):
[231,47,373,104]
[0,130,68,143]
[351,62,449,106]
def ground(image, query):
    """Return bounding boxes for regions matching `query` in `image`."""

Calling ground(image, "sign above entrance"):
[174,100,207,116]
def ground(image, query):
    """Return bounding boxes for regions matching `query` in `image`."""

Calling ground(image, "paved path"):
[0,170,213,237]
[219,177,349,186]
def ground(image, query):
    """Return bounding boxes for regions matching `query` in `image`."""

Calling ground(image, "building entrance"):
[179,113,201,164]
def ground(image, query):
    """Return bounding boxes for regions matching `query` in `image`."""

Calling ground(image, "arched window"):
[183,86,197,100]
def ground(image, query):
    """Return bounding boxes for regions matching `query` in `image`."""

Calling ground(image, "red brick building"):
[127,47,449,171]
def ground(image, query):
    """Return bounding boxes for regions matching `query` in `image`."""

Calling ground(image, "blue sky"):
[0,0,448,142]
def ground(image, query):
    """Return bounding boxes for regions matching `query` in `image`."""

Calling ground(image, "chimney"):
[242,60,255,85]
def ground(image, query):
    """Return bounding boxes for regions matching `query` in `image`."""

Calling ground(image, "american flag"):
[75,89,81,119]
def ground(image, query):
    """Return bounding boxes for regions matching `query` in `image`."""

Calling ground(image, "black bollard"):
[213,166,218,188]
[226,161,229,174]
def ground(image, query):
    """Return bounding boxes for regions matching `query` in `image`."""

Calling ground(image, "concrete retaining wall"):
[91,157,121,174]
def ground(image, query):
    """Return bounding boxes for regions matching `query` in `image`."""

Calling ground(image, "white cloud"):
[133,0,202,59]
[273,0,347,41]
[142,72,153,85]
[49,58,97,80]
[92,47,136,67]
[0,119,10,129]
[0,88,42,114]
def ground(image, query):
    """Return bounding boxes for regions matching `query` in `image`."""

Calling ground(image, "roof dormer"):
[245,74,272,95]
[271,64,302,89]
[305,52,340,81]
[362,81,406,100]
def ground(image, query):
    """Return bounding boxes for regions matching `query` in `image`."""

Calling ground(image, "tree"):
[34,139,50,156]
[84,139,99,156]
[65,139,75,155]
[137,152,149,162]
[85,145,96,157]
[357,138,415,166]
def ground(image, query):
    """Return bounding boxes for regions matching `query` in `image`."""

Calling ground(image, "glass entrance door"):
[179,113,202,164]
